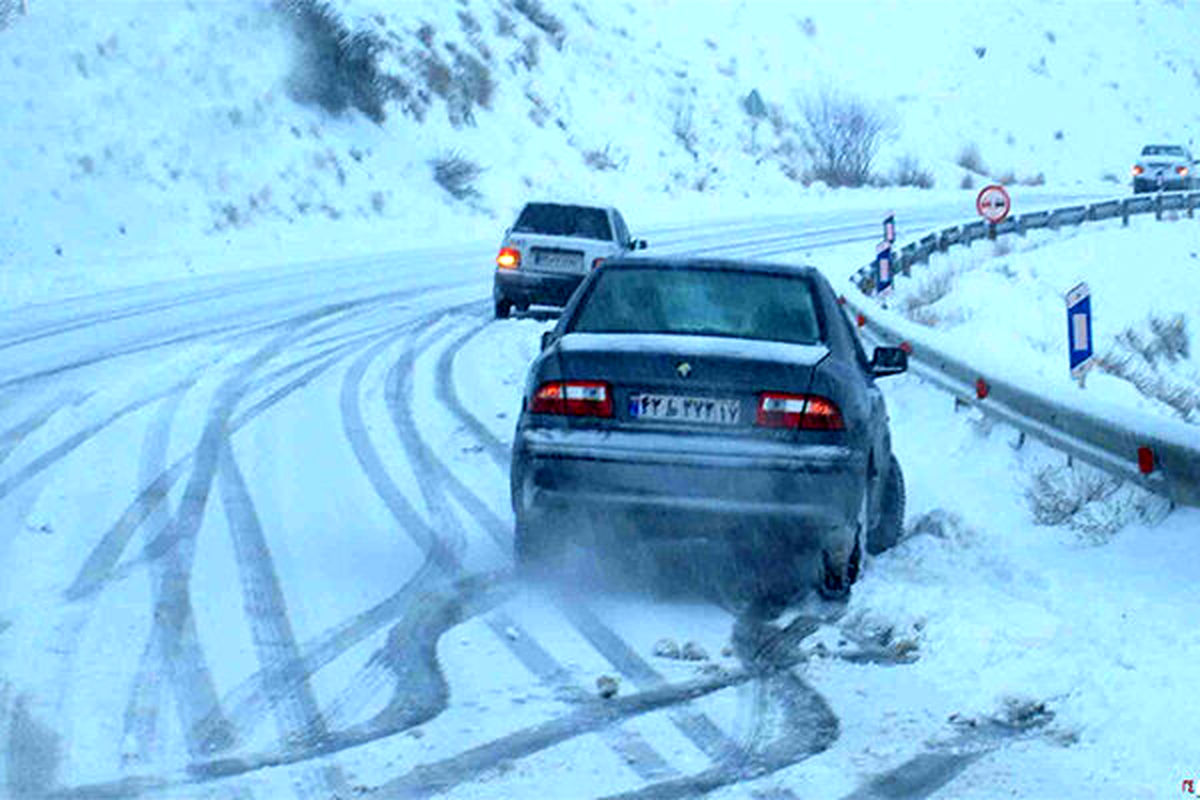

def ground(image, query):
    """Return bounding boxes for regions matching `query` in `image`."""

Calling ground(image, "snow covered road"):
[3,195,1196,800]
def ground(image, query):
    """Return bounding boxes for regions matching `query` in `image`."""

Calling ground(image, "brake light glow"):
[1132,164,1144,176]
[531,381,613,417]
[756,392,845,430]
[497,247,521,269]
[1177,165,1189,176]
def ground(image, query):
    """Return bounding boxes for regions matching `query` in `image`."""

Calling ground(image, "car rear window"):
[512,203,613,241]
[568,267,822,345]
[1142,145,1186,157]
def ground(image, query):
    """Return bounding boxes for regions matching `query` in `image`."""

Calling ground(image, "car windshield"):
[1142,145,1186,157]
[568,267,822,345]
[512,203,613,240]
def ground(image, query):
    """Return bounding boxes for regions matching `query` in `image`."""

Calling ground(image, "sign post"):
[976,184,1012,239]
[874,240,893,298]
[1066,282,1093,387]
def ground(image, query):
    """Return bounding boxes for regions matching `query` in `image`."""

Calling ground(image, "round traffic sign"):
[975,184,1011,223]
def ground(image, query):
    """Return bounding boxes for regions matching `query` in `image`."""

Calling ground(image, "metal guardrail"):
[846,191,1200,508]
[854,190,1200,288]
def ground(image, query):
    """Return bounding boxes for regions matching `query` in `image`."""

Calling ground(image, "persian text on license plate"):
[629,393,741,424]
[535,251,583,270]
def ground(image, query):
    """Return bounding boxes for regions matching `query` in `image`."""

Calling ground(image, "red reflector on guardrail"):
[856,313,866,328]
[975,378,990,399]
[1137,446,1155,475]
[900,341,913,354]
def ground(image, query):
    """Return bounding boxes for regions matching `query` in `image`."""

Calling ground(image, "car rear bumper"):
[1133,176,1189,192]
[512,428,866,549]
[494,269,585,308]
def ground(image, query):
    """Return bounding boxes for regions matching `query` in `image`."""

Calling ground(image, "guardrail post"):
[1017,216,1026,237]
[1121,199,1130,227]
[1188,193,1195,219]
[1155,192,1163,221]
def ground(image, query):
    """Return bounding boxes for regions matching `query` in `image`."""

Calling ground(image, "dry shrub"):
[431,152,483,200]
[956,143,987,174]
[799,89,890,187]
[513,0,565,49]
[1025,463,1170,544]
[893,155,934,188]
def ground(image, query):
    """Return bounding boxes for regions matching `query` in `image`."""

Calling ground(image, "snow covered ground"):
[2,1,1200,799]
[1,211,1197,800]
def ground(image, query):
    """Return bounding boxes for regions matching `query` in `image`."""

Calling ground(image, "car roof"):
[521,200,616,213]
[598,255,821,279]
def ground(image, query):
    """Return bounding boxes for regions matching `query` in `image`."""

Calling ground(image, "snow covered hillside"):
[2,0,1200,308]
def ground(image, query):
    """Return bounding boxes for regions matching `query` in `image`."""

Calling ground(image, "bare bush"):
[1025,463,1169,543]
[279,0,402,124]
[431,152,484,200]
[1101,172,1120,184]
[514,0,565,49]
[900,270,955,326]
[893,155,935,188]
[582,144,624,171]
[515,34,539,69]
[494,11,516,37]
[956,143,987,174]
[994,170,1016,185]
[1096,313,1197,421]
[960,173,975,190]
[672,102,699,160]
[1020,172,1046,186]
[799,89,890,187]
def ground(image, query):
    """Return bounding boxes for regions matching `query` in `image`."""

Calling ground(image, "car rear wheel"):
[867,455,906,555]
[817,486,866,601]
[494,299,513,319]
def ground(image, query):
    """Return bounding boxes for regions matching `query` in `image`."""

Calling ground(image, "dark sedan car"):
[510,257,907,603]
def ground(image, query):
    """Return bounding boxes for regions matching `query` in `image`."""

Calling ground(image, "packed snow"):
[1,1,1199,799]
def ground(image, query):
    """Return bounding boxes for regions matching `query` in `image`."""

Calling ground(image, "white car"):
[1132,144,1197,193]
[492,202,647,319]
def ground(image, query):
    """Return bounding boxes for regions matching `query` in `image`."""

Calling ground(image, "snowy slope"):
[3,0,1200,308]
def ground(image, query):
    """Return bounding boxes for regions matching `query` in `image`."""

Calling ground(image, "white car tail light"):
[531,381,613,418]
[756,392,845,430]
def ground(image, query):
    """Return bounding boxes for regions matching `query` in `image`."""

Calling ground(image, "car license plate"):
[534,251,583,271]
[629,393,741,425]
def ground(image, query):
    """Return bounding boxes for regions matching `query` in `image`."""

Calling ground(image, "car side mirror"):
[870,346,907,377]
[541,331,557,351]
[631,238,648,250]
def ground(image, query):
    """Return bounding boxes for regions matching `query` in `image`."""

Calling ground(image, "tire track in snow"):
[115,304,385,766]
[0,391,89,468]
[122,384,192,767]
[63,309,411,604]
[216,438,349,800]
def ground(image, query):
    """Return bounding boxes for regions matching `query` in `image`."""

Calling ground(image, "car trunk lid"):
[551,332,829,430]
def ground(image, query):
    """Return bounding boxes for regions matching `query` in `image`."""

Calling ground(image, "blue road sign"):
[875,240,893,296]
[1066,282,1093,379]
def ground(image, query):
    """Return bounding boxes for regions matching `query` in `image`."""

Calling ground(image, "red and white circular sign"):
[975,184,1011,223]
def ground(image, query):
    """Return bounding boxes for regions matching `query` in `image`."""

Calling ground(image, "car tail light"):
[1132,164,1144,176]
[756,392,845,430]
[497,247,521,269]
[531,381,613,417]
[1177,165,1189,176]
[592,258,605,270]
